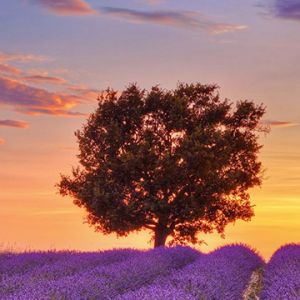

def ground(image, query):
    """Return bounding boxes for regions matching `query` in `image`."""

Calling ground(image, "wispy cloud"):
[23,107,86,116]
[66,85,100,102]
[0,56,67,86]
[0,77,84,117]
[264,120,300,128]
[101,7,247,34]
[0,51,46,63]
[0,138,5,145]
[0,51,50,81]
[0,51,98,113]
[0,64,21,75]
[32,0,96,16]
[26,2,246,33]
[0,119,29,129]
[0,60,71,96]
[273,0,300,21]
[22,75,67,85]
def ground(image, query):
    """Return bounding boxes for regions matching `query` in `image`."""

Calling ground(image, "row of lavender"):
[0,249,141,298]
[261,244,300,299]
[116,244,300,300]
[0,244,299,299]
[117,245,263,300]
[0,247,199,299]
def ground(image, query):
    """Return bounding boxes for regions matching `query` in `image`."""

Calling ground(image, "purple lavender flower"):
[261,244,300,300]
[118,244,264,300]
[4,246,198,299]
[8,244,300,300]
[1,249,139,299]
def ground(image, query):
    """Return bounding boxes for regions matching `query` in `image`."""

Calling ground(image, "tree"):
[58,83,267,248]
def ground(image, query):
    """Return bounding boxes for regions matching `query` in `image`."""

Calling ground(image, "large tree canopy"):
[58,83,267,247]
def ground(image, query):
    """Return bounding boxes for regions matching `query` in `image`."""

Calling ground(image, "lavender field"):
[0,244,299,300]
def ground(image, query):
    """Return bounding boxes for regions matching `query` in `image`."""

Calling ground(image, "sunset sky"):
[1,0,300,259]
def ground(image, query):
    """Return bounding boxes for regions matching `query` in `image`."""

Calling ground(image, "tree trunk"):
[154,225,168,248]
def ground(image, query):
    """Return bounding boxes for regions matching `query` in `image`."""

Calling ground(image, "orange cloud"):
[264,120,300,128]
[0,64,21,75]
[0,138,4,144]
[0,120,29,128]
[0,51,99,110]
[32,0,96,16]
[19,107,87,117]
[0,77,84,117]
[101,7,247,34]
[22,75,67,85]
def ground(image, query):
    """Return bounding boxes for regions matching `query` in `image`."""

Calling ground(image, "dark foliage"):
[58,83,267,247]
